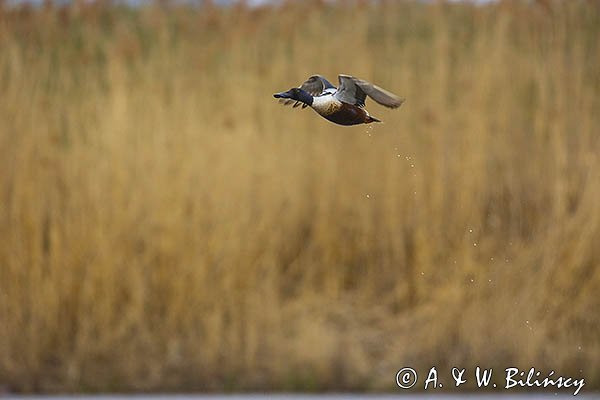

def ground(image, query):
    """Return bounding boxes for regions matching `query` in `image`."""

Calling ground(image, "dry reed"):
[0,0,599,393]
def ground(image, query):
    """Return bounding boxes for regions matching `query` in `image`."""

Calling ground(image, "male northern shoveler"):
[273,74,404,126]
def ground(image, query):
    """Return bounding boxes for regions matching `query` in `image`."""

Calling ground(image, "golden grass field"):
[0,0,599,393]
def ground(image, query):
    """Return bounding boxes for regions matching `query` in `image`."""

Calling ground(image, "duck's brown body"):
[319,102,379,126]
[311,95,380,125]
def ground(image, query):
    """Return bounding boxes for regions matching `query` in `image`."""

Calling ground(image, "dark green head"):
[273,87,313,106]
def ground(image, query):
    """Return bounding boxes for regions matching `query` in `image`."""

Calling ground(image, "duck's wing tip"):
[381,96,405,109]
[353,78,404,109]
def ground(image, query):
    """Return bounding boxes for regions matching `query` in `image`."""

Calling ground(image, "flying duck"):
[274,74,404,126]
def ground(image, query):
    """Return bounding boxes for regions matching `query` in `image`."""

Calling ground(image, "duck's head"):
[273,87,313,105]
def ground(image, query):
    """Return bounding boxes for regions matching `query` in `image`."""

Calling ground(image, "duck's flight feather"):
[335,74,404,109]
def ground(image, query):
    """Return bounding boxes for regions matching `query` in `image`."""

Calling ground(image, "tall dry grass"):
[0,0,599,393]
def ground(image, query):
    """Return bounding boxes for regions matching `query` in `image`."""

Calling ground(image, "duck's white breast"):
[311,94,342,116]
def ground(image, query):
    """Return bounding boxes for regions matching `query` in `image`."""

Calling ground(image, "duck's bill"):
[273,91,291,99]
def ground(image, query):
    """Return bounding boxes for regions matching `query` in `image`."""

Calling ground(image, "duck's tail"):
[365,115,382,124]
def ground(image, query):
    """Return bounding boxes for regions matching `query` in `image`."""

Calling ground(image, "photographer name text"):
[395,366,585,395]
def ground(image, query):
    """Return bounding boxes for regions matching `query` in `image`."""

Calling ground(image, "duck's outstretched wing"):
[279,75,337,109]
[300,75,336,96]
[335,74,404,109]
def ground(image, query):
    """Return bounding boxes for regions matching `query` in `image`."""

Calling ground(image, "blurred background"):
[0,0,599,394]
